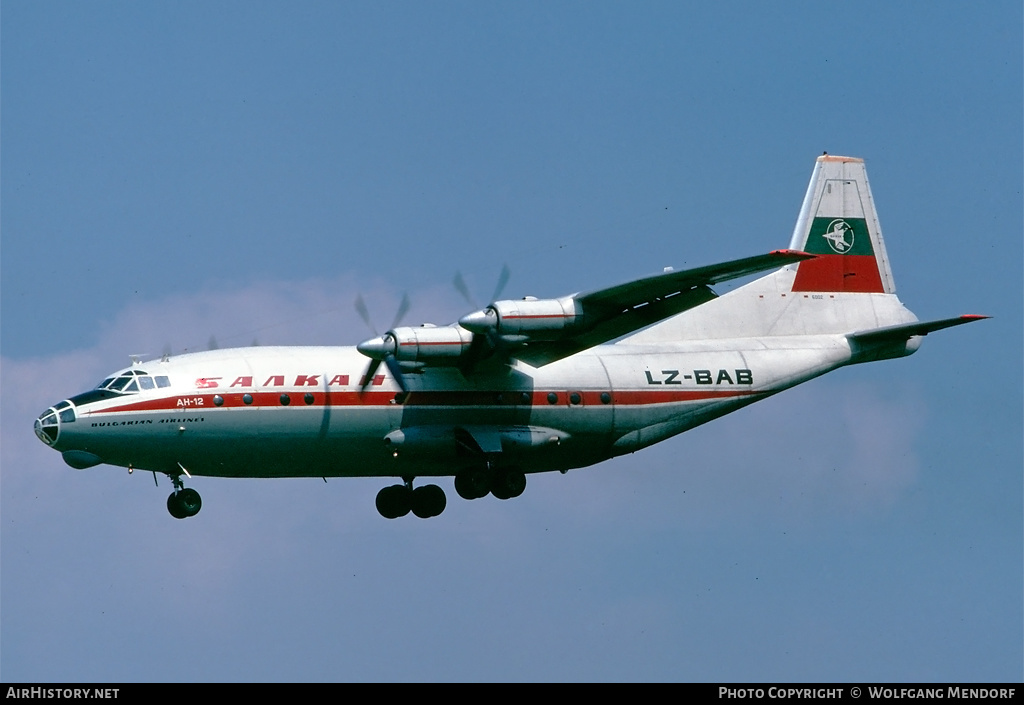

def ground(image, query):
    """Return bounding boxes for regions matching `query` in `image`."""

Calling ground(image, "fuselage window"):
[139,376,155,390]
[155,376,171,388]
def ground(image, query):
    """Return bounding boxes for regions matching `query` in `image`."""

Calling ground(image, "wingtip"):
[770,249,816,260]
[960,314,991,321]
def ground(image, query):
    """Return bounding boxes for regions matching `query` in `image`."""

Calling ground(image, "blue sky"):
[2,1,1020,682]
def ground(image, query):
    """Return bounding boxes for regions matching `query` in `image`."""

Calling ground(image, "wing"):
[510,249,814,367]
[355,249,814,378]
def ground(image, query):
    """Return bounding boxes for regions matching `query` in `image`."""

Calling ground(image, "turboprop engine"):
[458,296,582,341]
[356,323,474,364]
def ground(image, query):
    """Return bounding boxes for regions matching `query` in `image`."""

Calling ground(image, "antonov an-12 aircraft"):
[35,156,986,519]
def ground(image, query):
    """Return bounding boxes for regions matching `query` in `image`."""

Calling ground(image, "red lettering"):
[230,376,253,387]
[295,374,320,386]
[328,375,350,386]
[263,375,285,387]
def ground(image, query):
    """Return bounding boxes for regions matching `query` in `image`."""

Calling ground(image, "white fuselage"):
[39,331,858,481]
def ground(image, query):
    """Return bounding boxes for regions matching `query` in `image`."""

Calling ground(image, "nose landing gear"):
[166,474,202,519]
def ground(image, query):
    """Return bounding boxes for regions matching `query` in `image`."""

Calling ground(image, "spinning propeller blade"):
[354,293,411,394]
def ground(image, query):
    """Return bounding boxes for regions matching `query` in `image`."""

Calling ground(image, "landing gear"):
[166,475,202,519]
[375,468,527,519]
[491,470,526,500]
[454,467,526,501]
[376,479,446,519]
[411,484,446,518]
[455,468,491,500]
[376,484,412,519]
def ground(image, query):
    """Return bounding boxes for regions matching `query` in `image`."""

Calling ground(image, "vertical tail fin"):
[788,155,895,294]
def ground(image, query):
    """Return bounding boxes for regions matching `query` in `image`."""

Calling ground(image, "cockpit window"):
[93,372,170,395]
[107,376,132,391]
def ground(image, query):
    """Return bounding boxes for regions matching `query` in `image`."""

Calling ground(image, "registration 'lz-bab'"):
[35,156,987,520]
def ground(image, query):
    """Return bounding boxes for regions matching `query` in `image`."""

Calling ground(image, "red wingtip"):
[770,249,816,259]
[960,314,991,321]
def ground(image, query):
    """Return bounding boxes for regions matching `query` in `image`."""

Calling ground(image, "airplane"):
[34,155,987,520]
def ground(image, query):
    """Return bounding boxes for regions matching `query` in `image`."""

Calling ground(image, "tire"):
[177,488,202,517]
[411,484,446,518]
[167,492,188,519]
[376,484,411,519]
[491,470,526,500]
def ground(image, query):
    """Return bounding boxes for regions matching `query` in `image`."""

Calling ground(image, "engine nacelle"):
[392,324,474,362]
[383,425,569,459]
[357,324,473,363]
[459,296,581,340]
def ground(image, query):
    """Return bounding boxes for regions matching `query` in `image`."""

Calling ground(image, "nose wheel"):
[166,474,202,519]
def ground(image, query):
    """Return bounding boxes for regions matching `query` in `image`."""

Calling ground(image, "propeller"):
[354,293,411,394]
[453,264,510,310]
[452,265,513,370]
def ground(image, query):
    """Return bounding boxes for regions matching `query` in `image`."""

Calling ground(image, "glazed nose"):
[35,407,60,445]
[34,401,76,446]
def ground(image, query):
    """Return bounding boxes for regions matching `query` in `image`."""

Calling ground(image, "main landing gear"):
[166,474,202,519]
[376,478,446,519]
[454,466,526,501]
[376,467,527,519]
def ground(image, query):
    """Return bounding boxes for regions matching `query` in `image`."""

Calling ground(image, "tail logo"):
[821,219,855,254]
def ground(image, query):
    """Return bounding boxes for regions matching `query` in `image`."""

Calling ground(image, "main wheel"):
[455,471,490,500]
[411,484,446,518]
[455,468,491,500]
[491,470,526,500]
[376,484,412,519]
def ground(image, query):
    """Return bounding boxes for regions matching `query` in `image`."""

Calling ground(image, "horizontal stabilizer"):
[849,315,990,345]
